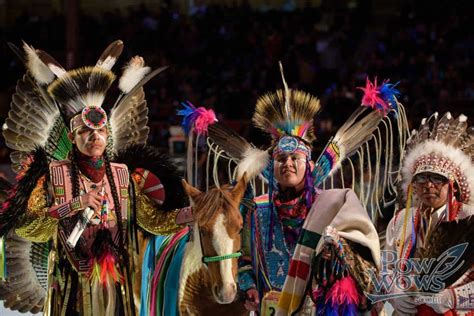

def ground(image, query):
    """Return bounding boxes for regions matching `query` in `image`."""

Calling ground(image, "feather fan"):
[417,215,474,288]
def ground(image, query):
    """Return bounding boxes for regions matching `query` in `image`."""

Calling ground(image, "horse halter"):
[197,227,242,265]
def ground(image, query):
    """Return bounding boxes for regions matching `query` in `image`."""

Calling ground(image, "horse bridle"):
[197,228,242,265]
[184,189,243,265]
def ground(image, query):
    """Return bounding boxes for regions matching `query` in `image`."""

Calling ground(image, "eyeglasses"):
[413,174,448,185]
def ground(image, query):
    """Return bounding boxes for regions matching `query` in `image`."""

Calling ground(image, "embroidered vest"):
[49,160,129,273]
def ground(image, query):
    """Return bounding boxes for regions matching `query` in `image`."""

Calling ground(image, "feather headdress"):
[252,62,320,144]
[402,112,474,206]
[3,40,167,165]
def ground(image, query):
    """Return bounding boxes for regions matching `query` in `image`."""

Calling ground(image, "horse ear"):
[182,179,203,205]
[231,172,248,202]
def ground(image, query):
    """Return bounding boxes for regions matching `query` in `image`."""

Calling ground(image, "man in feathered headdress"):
[385,112,474,315]
[236,65,387,315]
[0,41,186,315]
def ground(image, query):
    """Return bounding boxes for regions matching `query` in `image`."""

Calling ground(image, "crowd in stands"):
[0,0,472,161]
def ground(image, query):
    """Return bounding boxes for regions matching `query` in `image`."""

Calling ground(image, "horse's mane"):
[195,184,234,226]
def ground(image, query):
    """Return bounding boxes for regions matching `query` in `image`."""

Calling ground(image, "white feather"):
[118,56,151,94]
[85,92,106,108]
[236,147,270,180]
[23,43,55,84]
[49,64,67,78]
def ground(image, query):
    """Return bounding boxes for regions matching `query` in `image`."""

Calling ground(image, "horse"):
[139,175,249,316]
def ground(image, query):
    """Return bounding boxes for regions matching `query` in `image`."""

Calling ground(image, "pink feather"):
[325,275,360,306]
[358,78,390,114]
[312,286,324,301]
[194,107,217,135]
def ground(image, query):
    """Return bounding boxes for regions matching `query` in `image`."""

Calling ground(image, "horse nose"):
[213,283,237,304]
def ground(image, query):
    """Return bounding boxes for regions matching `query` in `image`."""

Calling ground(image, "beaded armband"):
[48,196,83,219]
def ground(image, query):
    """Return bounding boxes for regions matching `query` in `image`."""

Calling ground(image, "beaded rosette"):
[81,106,108,129]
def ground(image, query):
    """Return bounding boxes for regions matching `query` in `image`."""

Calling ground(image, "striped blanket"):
[276,189,380,315]
[140,226,189,316]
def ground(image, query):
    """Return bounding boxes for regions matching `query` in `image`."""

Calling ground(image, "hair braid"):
[104,152,126,257]
[104,152,136,315]
[70,146,81,198]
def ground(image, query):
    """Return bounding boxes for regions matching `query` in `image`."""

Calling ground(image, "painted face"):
[71,126,108,157]
[274,152,308,190]
[412,172,450,209]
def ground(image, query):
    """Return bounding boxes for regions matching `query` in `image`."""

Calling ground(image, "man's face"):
[273,152,308,190]
[413,172,450,209]
[70,126,108,157]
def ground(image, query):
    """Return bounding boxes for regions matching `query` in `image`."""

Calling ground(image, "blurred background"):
[0,0,473,314]
[0,0,473,182]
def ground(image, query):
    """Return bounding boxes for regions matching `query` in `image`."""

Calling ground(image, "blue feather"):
[379,81,400,111]
[177,101,198,135]
[325,301,340,316]
[342,303,358,316]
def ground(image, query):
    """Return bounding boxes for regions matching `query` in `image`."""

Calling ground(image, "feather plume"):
[118,56,151,94]
[236,147,270,180]
[379,81,400,110]
[111,66,168,112]
[313,86,409,223]
[279,61,291,119]
[177,101,217,135]
[48,66,115,116]
[96,40,124,70]
[22,42,55,85]
[357,78,399,115]
[35,49,66,78]
[253,89,320,142]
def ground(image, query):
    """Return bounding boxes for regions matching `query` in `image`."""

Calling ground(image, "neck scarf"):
[76,151,106,183]
[274,191,309,251]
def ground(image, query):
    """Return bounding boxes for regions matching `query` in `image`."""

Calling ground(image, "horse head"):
[182,174,247,304]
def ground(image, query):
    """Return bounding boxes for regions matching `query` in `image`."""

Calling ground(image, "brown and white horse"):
[178,175,248,315]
